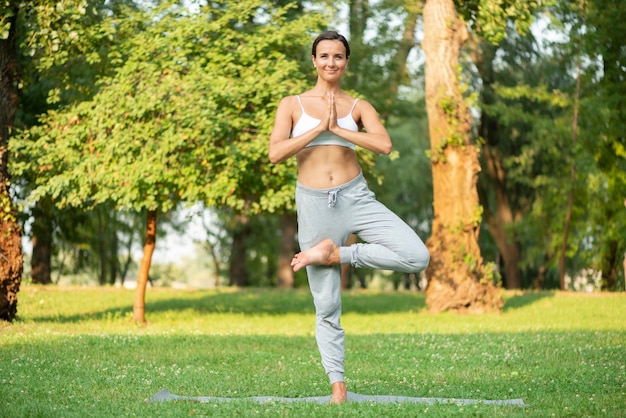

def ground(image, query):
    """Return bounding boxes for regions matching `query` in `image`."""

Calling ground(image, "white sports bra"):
[291,95,359,150]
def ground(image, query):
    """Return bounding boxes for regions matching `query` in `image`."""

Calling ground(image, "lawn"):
[1,286,624,417]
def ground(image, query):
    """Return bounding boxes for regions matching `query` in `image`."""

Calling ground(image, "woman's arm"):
[269,96,327,164]
[330,98,392,155]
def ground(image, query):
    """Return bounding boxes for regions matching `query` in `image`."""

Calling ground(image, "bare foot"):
[329,381,347,404]
[291,239,340,272]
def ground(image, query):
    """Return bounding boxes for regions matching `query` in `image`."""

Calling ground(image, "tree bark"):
[0,3,23,322]
[422,0,502,313]
[277,213,296,288]
[133,210,157,323]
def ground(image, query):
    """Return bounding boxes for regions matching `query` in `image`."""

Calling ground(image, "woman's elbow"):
[380,141,392,155]
[269,153,280,164]
[268,149,284,164]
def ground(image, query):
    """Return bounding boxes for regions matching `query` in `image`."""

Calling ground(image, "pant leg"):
[339,176,430,273]
[295,173,430,384]
[295,184,353,384]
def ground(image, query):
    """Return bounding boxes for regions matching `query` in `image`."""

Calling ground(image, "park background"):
[1,0,624,313]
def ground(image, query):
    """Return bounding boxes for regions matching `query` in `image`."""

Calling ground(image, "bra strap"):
[295,95,305,112]
[349,98,359,112]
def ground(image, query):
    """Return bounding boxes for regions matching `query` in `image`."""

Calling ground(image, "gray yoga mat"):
[146,388,526,406]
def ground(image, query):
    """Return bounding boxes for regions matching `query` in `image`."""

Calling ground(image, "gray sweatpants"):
[295,172,430,384]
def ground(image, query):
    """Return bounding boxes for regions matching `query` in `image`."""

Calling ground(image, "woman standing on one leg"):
[269,31,430,404]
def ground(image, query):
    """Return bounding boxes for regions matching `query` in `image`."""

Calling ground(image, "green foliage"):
[0,1,15,40]
[456,0,547,44]
[14,0,134,111]
[482,260,501,285]
[0,183,17,223]
[339,0,416,116]
[494,80,581,278]
[576,0,626,288]
[1,288,624,416]
[475,2,626,289]
[369,100,432,234]
[10,1,326,215]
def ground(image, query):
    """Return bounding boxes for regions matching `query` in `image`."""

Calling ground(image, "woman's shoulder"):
[277,95,300,109]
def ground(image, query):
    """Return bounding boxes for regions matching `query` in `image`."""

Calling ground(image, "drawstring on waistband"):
[328,190,339,208]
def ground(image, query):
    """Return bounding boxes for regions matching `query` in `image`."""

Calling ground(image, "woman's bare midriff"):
[296,146,361,189]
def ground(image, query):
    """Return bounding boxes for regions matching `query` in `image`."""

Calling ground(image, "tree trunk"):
[0,3,23,322]
[482,145,523,289]
[623,251,626,291]
[133,210,157,323]
[348,0,370,89]
[422,0,502,313]
[600,240,618,290]
[120,228,135,286]
[30,200,53,284]
[97,208,107,285]
[388,1,421,100]
[228,215,249,287]
[535,264,547,290]
[341,234,358,289]
[205,235,222,288]
[277,213,296,288]
[109,220,118,285]
[201,215,222,287]
[559,23,583,290]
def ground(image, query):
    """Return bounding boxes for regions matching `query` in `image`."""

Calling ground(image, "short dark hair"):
[311,31,350,59]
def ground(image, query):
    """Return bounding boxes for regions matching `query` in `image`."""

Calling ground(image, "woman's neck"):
[312,80,342,96]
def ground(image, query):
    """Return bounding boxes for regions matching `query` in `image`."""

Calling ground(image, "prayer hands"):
[328,92,338,132]
[320,92,338,133]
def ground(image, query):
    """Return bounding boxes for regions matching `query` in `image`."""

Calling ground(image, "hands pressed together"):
[319,92,339,134]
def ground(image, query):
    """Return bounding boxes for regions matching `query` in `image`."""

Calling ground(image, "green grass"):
[1,286,624,417]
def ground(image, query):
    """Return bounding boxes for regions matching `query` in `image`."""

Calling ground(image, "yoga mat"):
[146,389,526,406]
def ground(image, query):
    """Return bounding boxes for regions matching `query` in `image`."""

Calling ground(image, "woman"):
[269,31,430,404]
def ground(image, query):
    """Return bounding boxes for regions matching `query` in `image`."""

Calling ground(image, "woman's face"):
[312,40,348,81]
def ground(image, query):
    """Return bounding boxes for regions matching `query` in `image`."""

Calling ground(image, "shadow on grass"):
[23,289,559,324]
[502,291,555,311]
[25,289,428,324]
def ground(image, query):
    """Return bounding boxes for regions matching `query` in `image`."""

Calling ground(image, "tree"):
[472,0,625,291]
[421,0,540,311]
[10,1,325,322]
[471,36,523,290]
[578,0,626,290]
[470,25,561,290]
[370,105,433,290]
[14,0,140,286]
[422,0,499,312]
[277,213,297,287]
[0,1,23,322]
[473,28,575,289]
